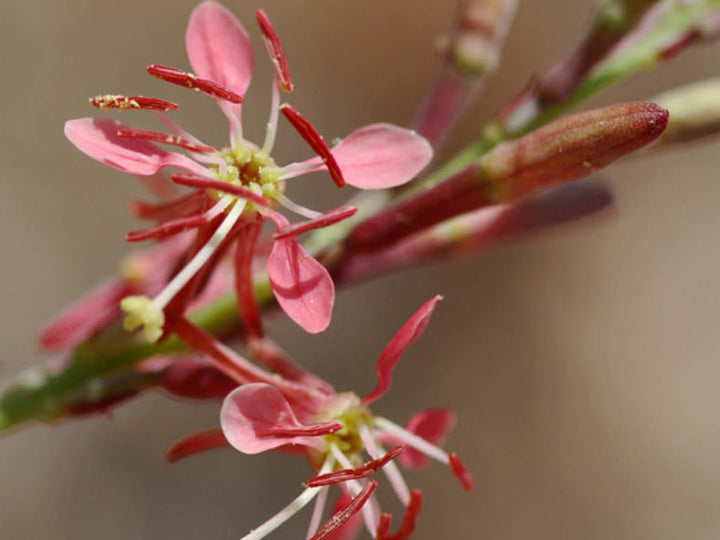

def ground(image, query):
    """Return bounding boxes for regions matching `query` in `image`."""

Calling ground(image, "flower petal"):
[186,1,252,122]
[64,118,202,175]
[220,383,328,454]
[362,296,441,404]
[398,409,456,469]
[331,124,432,189]
[268,237,334,334]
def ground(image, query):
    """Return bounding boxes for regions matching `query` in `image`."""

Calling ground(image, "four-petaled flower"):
[167,297,473,540]
[64,1,432,341]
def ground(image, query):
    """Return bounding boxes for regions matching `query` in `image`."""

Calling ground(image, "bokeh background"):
[2,1,720,538]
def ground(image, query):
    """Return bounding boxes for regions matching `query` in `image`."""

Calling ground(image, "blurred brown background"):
[2,1,720,538]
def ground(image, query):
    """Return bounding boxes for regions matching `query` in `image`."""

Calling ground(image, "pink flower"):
[167,297,472,539]
[64,1,432,339]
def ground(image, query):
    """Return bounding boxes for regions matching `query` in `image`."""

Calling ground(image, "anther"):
[147,64,245,103]
[90,94,178,112]
[255,9,294,92]
[116,127,215,152]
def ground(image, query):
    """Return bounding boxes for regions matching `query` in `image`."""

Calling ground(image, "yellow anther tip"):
[120,295,165,343]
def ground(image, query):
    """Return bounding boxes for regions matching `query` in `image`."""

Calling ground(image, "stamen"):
[375,514,392,539]
[120,296,165,343]
[240,457,334,540]
[306,446,404,487]
[274,206,357,239]
[153,196,243,309]
[329,445,380,536]
[280,104,346,187]
[276,194,322,220]
[385,490,423,540]
[255,9,294,92]
[278,160,323,181]
[309,480,378,540]
[359,424,411,506]
[155,113,223,167]
[147,64,245,103]
[255,421,342,438]
[262,76,281,154]
[374,417,449,464]
[165,428,229,463]
[170,173,272,208]
[116,127,215,153]
[125,214,209,242]
[306,485,330,539]
[448,453,474,491]
[90,94,178,111]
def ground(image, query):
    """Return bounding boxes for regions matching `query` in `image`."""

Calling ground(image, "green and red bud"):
[347,102,667,252]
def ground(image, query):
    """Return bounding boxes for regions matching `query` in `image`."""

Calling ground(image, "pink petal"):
[268,237,334,334]
[185,1,252,121]
[64,118,202,175]
[220,383,329,454]
[362,296,441,404]
[292,124,432,189]
[399,408,456,469]
[39,279,130,351]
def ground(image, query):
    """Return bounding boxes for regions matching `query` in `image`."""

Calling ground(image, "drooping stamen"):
[90,94,178,111]
[153,196,242,309]
[155,112,225,167]
[306,446,404,487]
[255,421,342,438]
[147,64,245,103]
[448,453,474,491]
[127,191,206,221]
[234,221,264,339]
[116,127,215,153]
[165,428,229,463]
[309,481,378,540]
[274,205,357,239]
[125,214,209,242]
[171,173,271,208]
[359,424,410,506]
[280,104,346,187]
[240,457,334,540]
[378,490,423,540]
[255,9,293,92]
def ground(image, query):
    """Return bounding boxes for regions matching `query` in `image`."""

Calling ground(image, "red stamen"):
[448,453,474,491]
[127,191,207,221]
[165,428,230,463]
[255,421,342,438]
[170,173,272,208]
[274,205,357,239]
[125,214,209,242]
[309,480,378,540]
[388,489,423,540]
[255,9,293,92]
[306,446,405,487]
[116,127,216,153]
[90,94,178,112]
[280,104,346,187]
[147,64,244,103]
[375,514,392,540]
[235,221,265,340]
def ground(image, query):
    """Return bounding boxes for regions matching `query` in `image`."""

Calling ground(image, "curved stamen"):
[329,445,380,536]
[262,75,281,154]
[90,94,178,112]
[170,173,272,208]
[126,191,206,221]
[125,214,209,242]
[309,480,378,540]
[255,421,342,438]
[359,424,411,507]
[116,127,216,153]
[276,194,322,220]
[240,457,334,540]
[255,9,294,92]
[274,206,357,240]
[280,104,346,187]
[147,64,245,104]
